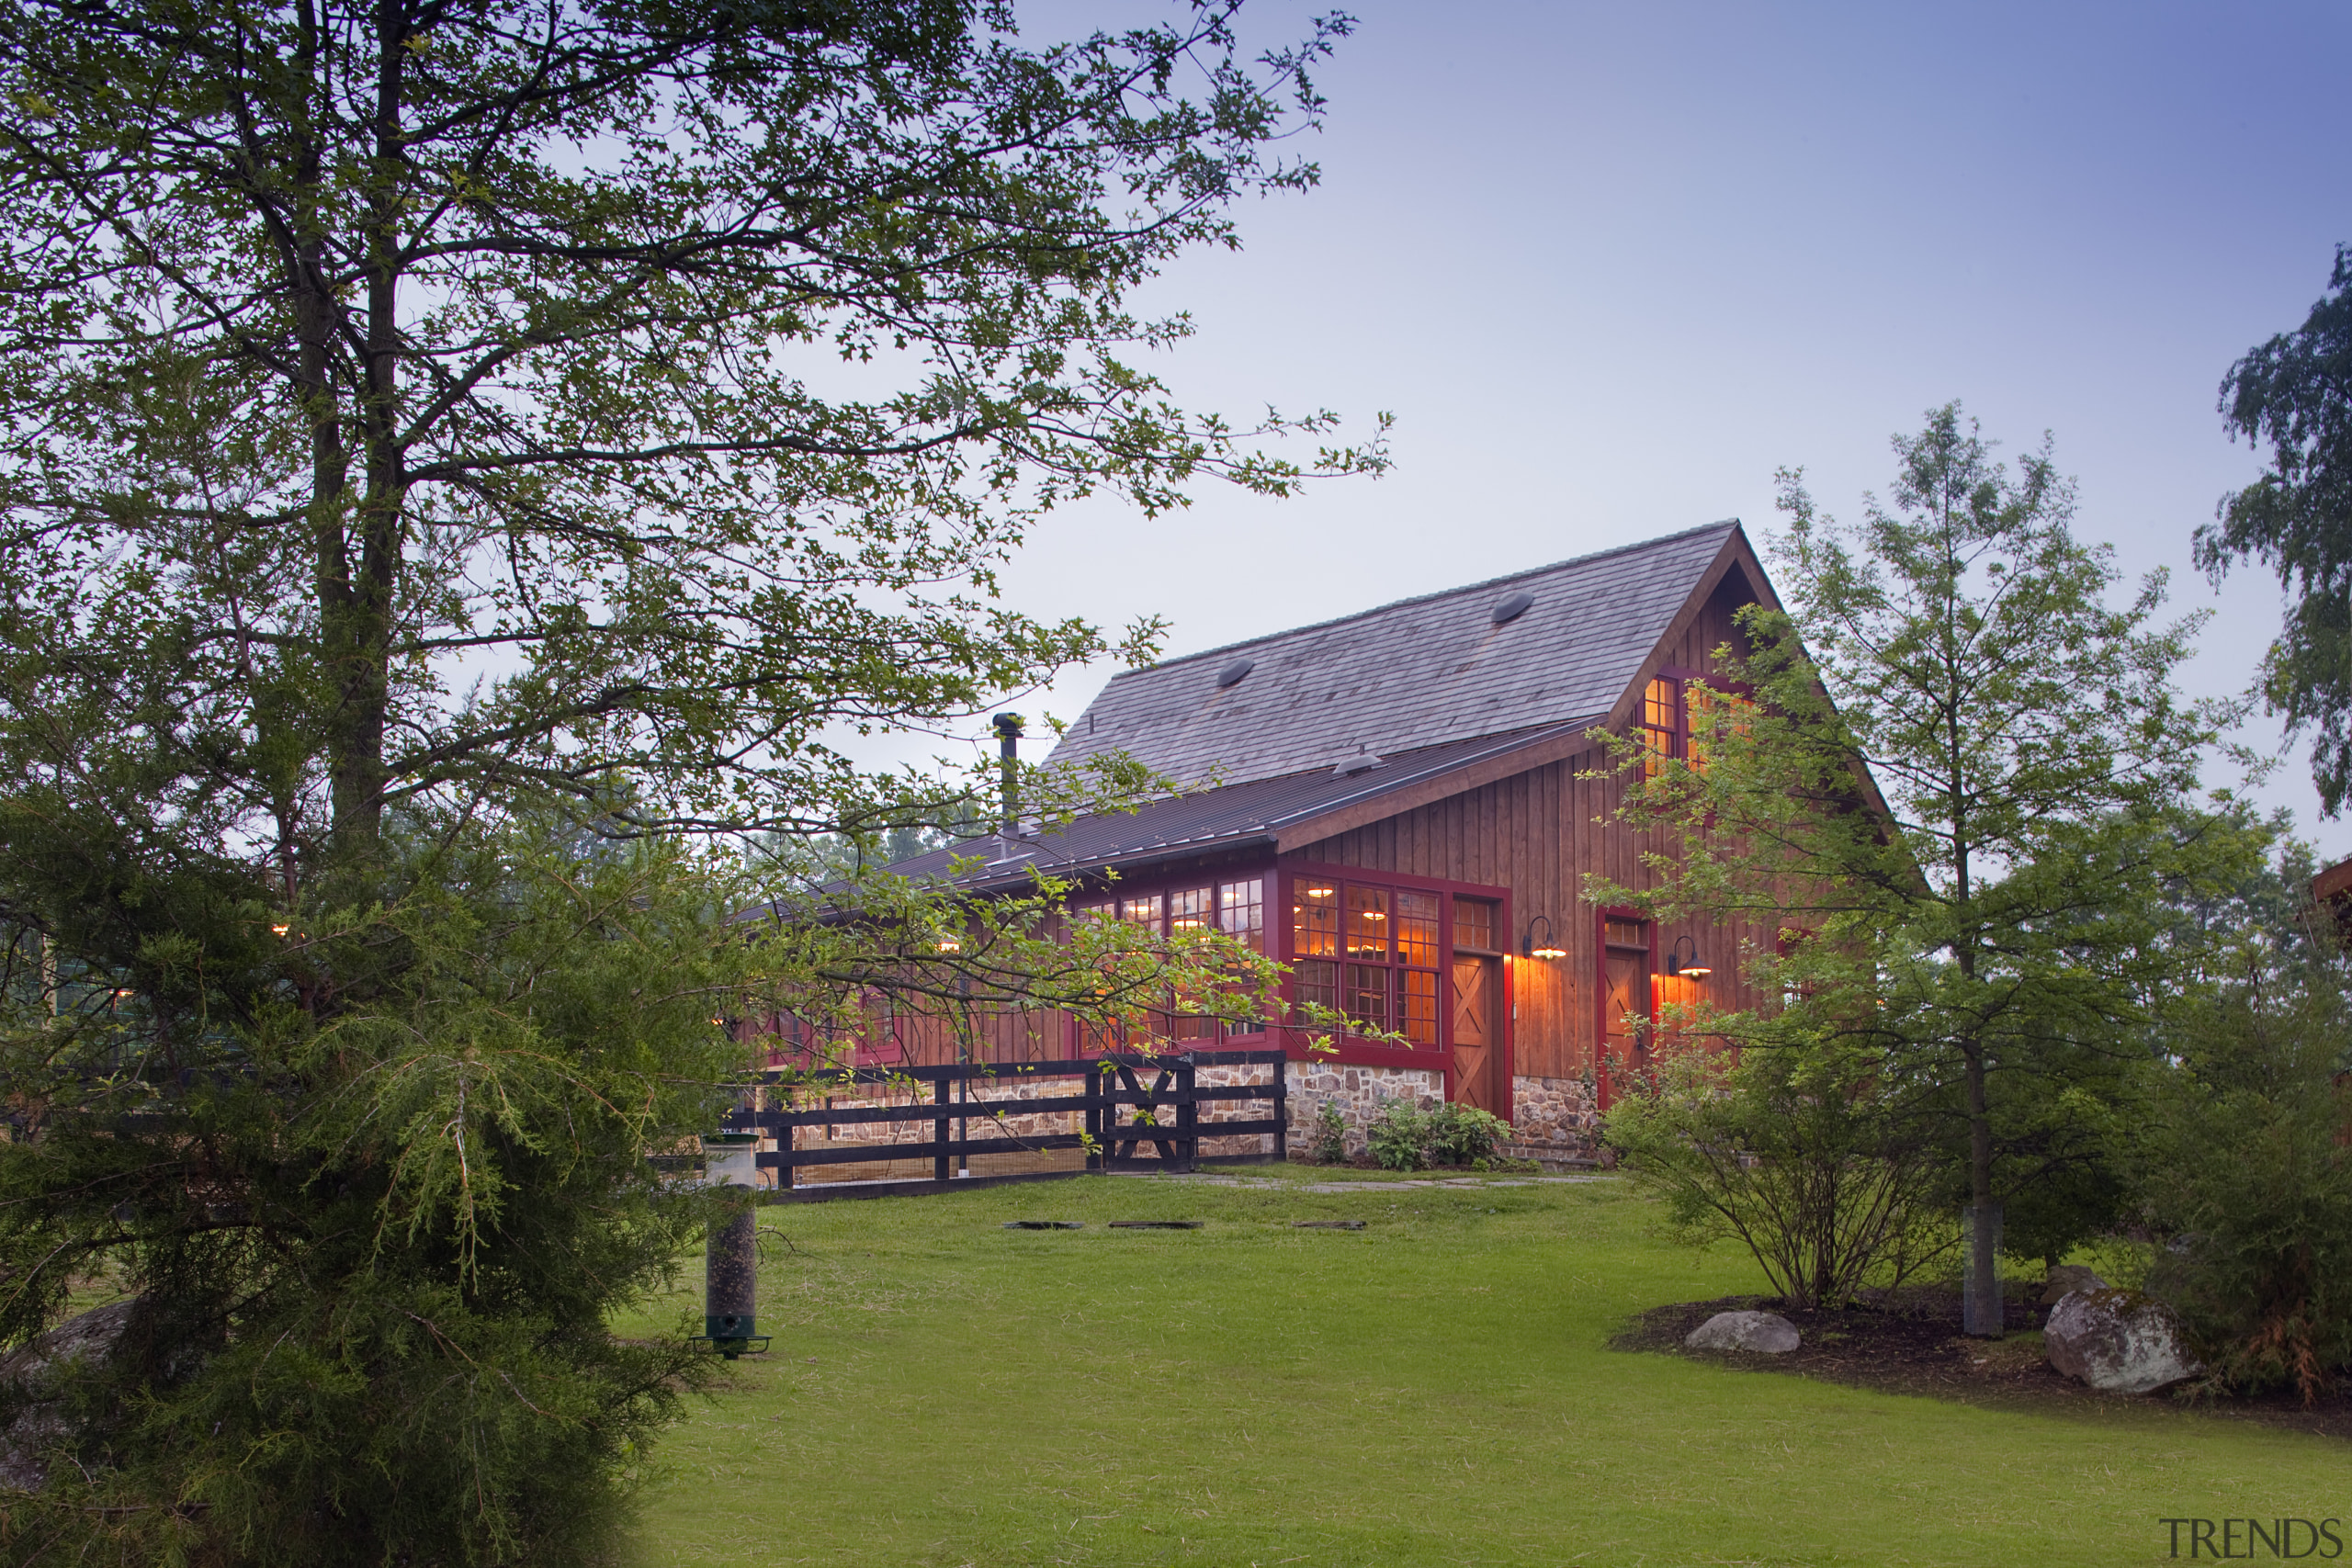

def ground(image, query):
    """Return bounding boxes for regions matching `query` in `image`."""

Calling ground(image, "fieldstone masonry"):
[1282,1064,1445,1158]
[1281,1066,1602,1166]
[1505,1073,1600,1161]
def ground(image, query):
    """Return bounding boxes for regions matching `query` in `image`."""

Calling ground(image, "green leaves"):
[1591,404,2270,1283]
[0,6,1382,1556]
[2199,244,2352,815]
[0,0,1385,858]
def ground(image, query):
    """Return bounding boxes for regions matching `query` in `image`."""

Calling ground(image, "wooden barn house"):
[836,519,1788,1166]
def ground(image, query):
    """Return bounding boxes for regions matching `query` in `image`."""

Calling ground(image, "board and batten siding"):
[1284,573,1776,1083]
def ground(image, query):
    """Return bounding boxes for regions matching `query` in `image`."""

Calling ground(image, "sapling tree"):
[0,0,1380,1559]
[1594,405,2267,1334]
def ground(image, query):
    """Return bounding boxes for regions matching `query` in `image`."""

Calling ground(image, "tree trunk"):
[1962,1037,2001,1337]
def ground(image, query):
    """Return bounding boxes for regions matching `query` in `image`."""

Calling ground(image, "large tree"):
[2198,244,2352,814]
[1597,405,2267,1334]
[0,2,1373,1560]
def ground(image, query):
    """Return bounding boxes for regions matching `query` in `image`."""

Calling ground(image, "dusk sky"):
[930,1,2352,852]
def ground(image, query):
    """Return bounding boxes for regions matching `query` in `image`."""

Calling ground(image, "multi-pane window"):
[1290,874,1443,1048]
[1453,897,1498,953]
[1168,886,1211,934]
[1637,674,1752,777]
[1639,677,1679,776]
[1291,878,1340,1022]
[1075,878,1268,1041]
[1218,878,1263,948]
[1685,682,1756,774]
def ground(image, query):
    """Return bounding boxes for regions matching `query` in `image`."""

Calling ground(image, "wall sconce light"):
[933,935,963,954]
[1523,914,1566,960]
[1663,934,1712,979]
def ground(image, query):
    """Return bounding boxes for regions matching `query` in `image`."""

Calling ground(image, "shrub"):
[1605,1038,1947,1310]
[1309,1100,1348,1164]
[1429,1103,1511,1167]
[2138,931,2352,1403]
[1367,1101,1430,1171]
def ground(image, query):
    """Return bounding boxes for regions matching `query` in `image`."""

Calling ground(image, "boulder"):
[2044,1289,2200,1394]
[1685,1310,1801,1354]
[0,1299,139,1491]
[2040,1264,2107,1305]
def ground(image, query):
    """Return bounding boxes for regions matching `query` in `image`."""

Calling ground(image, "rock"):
[1685,1310,1801,1354]
[0,1299,139,1492]
[2040,1264,2107,1305]
[2044,1289,2201,1394]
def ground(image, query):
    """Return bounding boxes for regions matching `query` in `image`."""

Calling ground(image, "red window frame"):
[1066,869,1273,1049]
[1275,862,1510,1077]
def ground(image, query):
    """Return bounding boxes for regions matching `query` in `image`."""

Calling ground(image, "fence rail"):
[721,1049,1286,1200]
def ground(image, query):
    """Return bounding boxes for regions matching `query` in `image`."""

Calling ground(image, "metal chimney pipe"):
[992,713,1023,837]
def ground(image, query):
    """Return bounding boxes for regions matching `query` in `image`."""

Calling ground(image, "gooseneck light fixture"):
[1662,934,1712,980]
[1522,914,1566,961]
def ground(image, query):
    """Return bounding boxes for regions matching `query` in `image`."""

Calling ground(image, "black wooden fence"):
[720,1049,1286,1201]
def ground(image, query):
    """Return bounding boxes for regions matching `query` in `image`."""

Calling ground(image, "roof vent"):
[1491,590,1535,626]
[1215,657,1254,689]
[1333,749,1384,778]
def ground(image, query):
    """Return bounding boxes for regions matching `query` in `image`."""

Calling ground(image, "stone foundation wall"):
[1283,1063,1446,1158]
[1507,1073,1600,1159]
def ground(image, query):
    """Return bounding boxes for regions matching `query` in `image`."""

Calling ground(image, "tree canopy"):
[1595,405,2267,1330]
[0,2,1375,1559]
[2199,243,2352,814]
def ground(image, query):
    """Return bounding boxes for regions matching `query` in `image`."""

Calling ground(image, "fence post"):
[1272,1054,1288,1163]
[1084,1059,1102,1171]
[1176,1055,1198,1171]
[933,1071,951,1183]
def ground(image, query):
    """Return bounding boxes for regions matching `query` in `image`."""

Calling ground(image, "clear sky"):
[915,1,2352,853]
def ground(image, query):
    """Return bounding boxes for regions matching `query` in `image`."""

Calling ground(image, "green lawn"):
[623,1172,2342,1566]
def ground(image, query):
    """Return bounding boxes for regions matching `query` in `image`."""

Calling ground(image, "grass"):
[622,1171,2343,1566]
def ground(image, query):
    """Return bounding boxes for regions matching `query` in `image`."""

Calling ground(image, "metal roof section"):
[878,723,1584,893]
[1045,521,1741,789]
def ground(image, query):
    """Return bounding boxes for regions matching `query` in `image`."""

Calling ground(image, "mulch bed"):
[1613,1289,2352,1441]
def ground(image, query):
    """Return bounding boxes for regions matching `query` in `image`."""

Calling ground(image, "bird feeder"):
[695,1133,768,1359]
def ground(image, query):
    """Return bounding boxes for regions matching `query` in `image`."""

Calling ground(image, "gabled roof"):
[1044,521,1741,789]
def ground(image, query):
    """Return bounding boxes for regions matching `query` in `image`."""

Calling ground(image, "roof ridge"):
[1125,518,1742,674]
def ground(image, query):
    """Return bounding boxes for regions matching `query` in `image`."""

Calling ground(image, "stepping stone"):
[1108,1220,1202,1229]
[1293,1220,1366,1230]
[1001,1221,1084,1230]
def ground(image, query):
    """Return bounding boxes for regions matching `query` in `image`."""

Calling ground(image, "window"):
[1168,885,1211,934]
[1453,897,1498,953]
[1074,877,1269,1042]
[1638,677,1679,776]
[1685,681,1754,774]
[1290,873,1446,1048]
[1218,878,1263,949]
[1639,672,1754,777]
